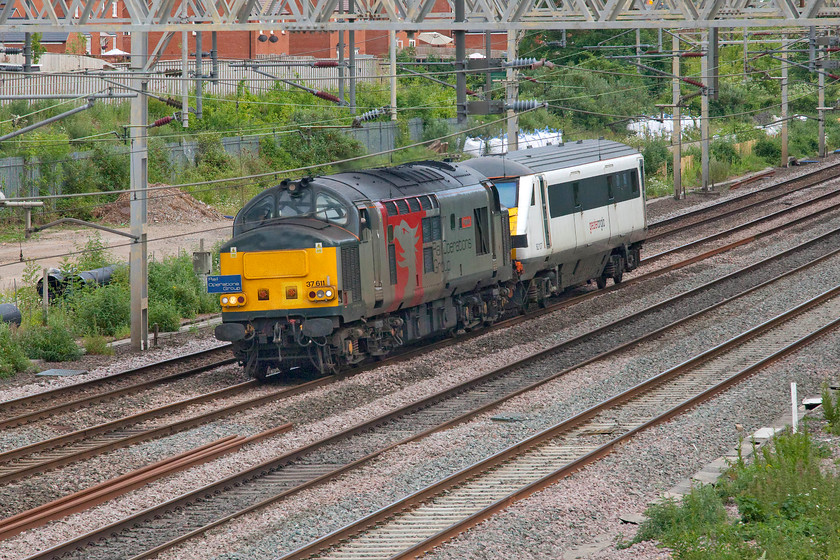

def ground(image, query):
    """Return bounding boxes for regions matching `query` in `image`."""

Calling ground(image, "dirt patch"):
[91,185,223,225]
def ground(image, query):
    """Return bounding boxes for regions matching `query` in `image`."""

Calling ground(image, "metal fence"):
[0,56,382,102]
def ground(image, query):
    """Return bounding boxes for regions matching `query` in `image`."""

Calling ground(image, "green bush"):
[630,430,840,559]
[149,299,182,333]
[69,282,131,337]
[17,320,82,362]
[149,252,218,321]
[0,323,30,376]
[754,136,781,164]
[83,333,114,356]
[642,140,671,177]
[711,140,740,165]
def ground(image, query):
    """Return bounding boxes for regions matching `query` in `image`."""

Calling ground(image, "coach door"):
[357,203,384,307]
[537,175,552,251]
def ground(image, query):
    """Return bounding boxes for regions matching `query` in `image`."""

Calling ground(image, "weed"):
[0,323,30,377]
[83,333,114,356]
[16,317,82,362]
[821,383,840,435]
[630,430,840,558]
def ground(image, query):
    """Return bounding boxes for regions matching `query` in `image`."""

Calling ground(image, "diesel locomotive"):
[213,140,646,379]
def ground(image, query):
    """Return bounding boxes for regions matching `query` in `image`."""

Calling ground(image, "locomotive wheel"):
[252,363,270,380]
[596,276,607,290]
[612,270,624,284]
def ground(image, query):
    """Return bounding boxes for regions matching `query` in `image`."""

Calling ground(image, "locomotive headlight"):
[316,289,325,299]
[221,296,229,305]
[325,289,334,299]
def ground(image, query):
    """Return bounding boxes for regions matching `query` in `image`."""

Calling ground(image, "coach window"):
[606,175,615,202]
[450,213,456,230]
[573,182,581,209]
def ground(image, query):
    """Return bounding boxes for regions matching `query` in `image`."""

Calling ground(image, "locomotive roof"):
[323,160,486,201]
[462,140,639,178]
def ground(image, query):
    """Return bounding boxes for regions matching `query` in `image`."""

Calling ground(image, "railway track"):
[0,346,235,430]
[285,282,840,560]
[641,183,840,265]
[6,196,839,492]
[22,220,840,560]
[647,160,840,237]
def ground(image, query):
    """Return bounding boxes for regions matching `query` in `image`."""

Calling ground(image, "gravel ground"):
[142,311,839,560]
[6,225,833,558]
[4,161,840,559]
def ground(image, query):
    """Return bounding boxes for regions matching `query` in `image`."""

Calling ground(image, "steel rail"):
[27,222,840,560]
[0,345,233,422]
[646,160,840,231]
[285,284,840,560]
[641,187,840,264]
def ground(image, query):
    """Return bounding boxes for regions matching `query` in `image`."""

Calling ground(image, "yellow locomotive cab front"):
[219,246,341,313]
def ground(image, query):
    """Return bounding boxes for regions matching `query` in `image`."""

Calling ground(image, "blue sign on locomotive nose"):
[207,275,243,293]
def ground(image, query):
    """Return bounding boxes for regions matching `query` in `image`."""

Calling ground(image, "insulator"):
[163,96,182,108]
[466,88,479,96]
[523,76,539,83]
[505,57,538,69]
[682,77,705,88]
[151,116,175,128]
[314,91,341,104]
[313,61,339,67]
[505,99,546,112]
[352,108,387,127]
[1,48,22,55]
[680,52,703,58]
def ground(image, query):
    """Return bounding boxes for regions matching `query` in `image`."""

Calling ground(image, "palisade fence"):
[0,56,382,101]
[0,117,433,199]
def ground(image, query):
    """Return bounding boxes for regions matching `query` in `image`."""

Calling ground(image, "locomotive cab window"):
[242,194,276,226]
[277,188,313,219]
[314,192,349,226]
[495,181,518,210]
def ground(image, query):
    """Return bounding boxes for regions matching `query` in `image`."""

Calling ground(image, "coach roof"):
[463,140,640,179]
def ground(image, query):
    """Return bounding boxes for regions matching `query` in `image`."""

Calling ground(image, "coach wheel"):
[596,276,608,290]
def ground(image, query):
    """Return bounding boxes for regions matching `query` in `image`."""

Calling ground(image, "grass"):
[625,426,840,559]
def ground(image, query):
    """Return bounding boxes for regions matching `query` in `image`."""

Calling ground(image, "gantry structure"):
[2,0,840,33]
